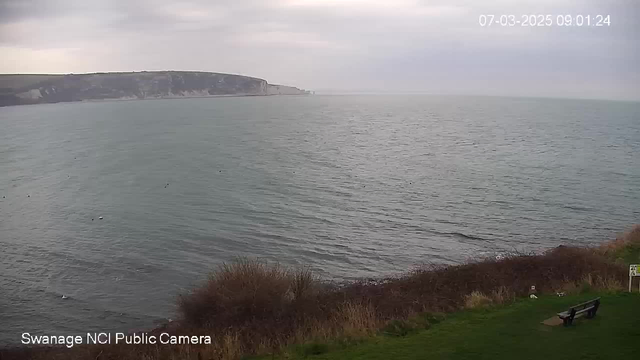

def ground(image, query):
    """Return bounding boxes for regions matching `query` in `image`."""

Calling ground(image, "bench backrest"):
[569,297,600,311]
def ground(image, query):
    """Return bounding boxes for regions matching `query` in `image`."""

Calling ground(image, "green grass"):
[613,242,640,266]
[604,226,640,266]
[268,292,640,360]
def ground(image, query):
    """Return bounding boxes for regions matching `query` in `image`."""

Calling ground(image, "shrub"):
[598,225,640,264]
[178,258,294,327]
[291,266,317,302]
[220,332,242,360]
[491,286,515,304]
[464,291,493,309]
[335,302,380,339]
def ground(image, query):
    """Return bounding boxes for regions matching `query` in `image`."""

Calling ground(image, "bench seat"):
[557,297,600,326]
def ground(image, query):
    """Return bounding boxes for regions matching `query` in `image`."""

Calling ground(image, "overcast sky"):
[1,0,638,100]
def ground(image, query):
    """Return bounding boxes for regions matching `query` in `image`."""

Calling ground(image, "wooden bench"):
[557,297,600,326]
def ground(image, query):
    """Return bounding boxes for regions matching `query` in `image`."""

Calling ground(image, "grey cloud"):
[0,0,52,22]
[0,0,638,100]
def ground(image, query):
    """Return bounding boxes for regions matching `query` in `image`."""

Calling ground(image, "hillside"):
[270,292,639,360]
[0,71,310,106]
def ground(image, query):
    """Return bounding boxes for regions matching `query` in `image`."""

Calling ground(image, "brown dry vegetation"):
[3,226,639,360]
[598,225,640,262]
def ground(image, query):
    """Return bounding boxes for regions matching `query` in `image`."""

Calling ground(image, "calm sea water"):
[1,95,639,344]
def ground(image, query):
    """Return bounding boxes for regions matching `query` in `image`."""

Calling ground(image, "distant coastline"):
[0,71,310,107]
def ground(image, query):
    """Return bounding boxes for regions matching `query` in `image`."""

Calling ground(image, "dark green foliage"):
[301,342,330,356]
[382,319,419,337]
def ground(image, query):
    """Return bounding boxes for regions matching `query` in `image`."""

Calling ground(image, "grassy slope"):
[278,292,640,360]
[611,241,640,266]
[278,234,640,360]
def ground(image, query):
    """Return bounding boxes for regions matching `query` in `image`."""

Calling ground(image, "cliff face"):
[267,84,310,96]
[0,71,308,107]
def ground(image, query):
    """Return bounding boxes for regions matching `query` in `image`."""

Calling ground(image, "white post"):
[630,265,639,293]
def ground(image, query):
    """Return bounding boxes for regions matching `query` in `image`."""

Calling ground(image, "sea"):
[1,95,639,345]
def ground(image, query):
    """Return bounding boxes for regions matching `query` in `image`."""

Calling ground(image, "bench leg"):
[568,309,576,326]
[563,318,569,326]
[592,301,600,318]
